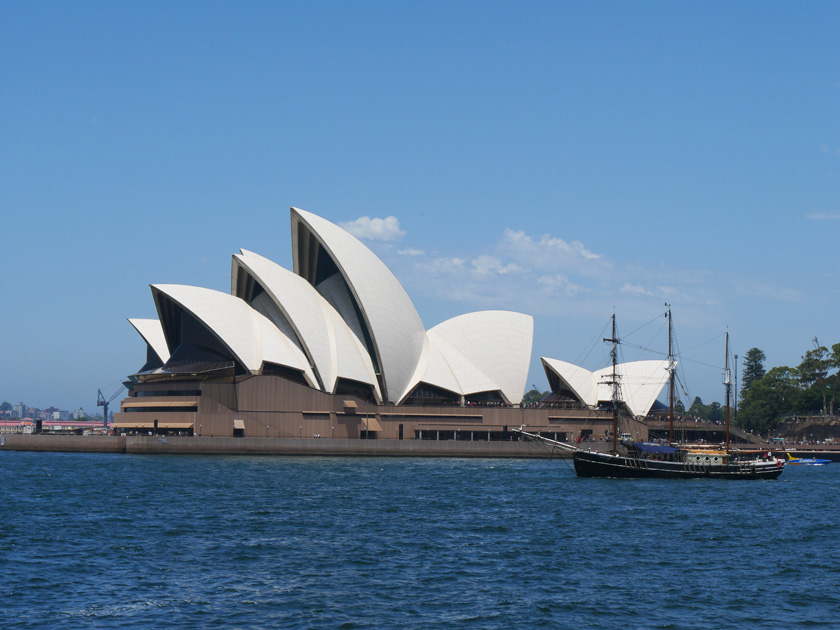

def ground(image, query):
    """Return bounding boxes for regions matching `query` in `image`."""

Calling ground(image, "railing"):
[511,428,578,453]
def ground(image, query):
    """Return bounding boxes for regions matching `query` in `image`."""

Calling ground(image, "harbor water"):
[2,452,838,629]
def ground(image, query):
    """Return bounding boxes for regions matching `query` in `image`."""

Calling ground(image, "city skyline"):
[0,401,105,421]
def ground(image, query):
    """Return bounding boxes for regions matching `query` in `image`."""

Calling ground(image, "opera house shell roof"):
[540,357,672,418]
[129,207,534,406]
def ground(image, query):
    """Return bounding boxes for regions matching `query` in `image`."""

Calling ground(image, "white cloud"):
[394,225,610,312]
[806,212,840,221]
[429,257,467,273]
[502,229,601,261]
[339,216,405,241]
[393,222,806,330]
[537,274,588,296]
[620,283,653,296]
[471,255,525,276]
[732,279,803,304]
[656,286,686,299]
[495,228,609,283]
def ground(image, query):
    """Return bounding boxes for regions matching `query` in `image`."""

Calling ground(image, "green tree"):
[707,401,724,424]
[687,396,706,418]
[522,388,549,404]
[797,338,830,414]
[685,396,723,422]
[0,400,11,412]
[741,348,766,393]
[738,366,799,432]
[829,343,840,415]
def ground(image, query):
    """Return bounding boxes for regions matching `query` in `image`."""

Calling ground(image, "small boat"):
[515,310,785,480]
[785,453,831,465]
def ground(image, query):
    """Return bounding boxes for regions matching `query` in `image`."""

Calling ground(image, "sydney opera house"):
[113,208,671,442]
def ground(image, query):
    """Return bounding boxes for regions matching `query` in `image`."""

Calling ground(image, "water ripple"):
[1,453,838,629]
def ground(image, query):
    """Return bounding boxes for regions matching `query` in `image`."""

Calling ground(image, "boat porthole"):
[713,457,719,463]
[705,456,710,461]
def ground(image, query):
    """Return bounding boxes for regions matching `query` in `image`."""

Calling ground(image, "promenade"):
[0,434,564,458]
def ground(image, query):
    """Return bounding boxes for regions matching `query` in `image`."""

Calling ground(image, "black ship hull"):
[573,450,784,480]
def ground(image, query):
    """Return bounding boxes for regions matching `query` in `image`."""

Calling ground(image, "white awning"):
[360,416,383,432]
[158,422,194,429]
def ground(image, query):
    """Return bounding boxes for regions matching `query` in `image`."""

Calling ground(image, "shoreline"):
[0,434,564,458]
[3,434,840,461]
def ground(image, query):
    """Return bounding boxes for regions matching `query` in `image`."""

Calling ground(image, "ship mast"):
[724,330,731,453]
[604,313,620,456]
[667,305,675,444]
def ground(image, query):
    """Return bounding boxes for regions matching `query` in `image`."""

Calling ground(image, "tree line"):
[685,339,840,434]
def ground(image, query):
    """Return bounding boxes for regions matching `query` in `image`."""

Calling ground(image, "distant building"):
[0,421,33,434]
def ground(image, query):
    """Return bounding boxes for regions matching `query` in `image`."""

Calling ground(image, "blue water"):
[1,453,838,629]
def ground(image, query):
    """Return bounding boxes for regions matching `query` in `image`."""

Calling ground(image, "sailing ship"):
[516,310,785,480]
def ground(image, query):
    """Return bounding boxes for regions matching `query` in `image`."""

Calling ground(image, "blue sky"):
[2,1,839,412]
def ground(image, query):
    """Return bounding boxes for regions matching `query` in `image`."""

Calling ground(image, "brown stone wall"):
[113,374,640,443]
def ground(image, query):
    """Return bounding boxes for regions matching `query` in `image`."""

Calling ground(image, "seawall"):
[5,434,837,461]
[0,434,566,458]
[0,434,127,453]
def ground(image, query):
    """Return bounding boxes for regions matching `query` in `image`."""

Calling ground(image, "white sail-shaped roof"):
[542,357,671,418]
[406,335,462,397]
[129,208,538,408]
[232,250,381,401]
[151,284,317,386]
[592,360,672,418]
[400,331,501,403]
[540,358,597,406]
[128,318,170,364]
[427,331,501,395]
[291,207,426,403]
[428,311,533,404]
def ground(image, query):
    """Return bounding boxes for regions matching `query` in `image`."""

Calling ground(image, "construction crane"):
[97,386,124,427]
